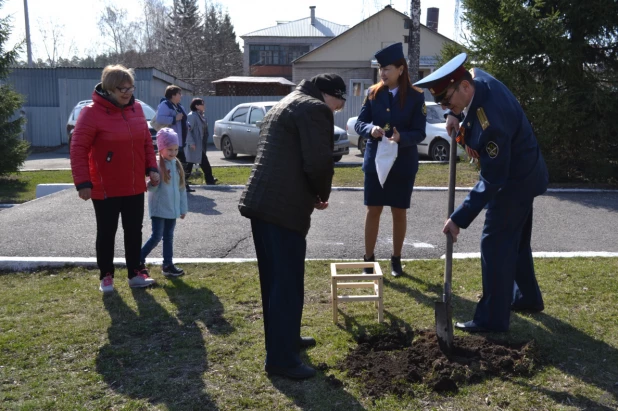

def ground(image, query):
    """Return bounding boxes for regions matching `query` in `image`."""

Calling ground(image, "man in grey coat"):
[239,73,346,379]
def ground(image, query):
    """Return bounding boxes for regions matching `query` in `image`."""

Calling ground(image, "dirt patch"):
[337,325,539,398]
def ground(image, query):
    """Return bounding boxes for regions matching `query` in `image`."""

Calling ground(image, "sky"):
[3,0,459,63]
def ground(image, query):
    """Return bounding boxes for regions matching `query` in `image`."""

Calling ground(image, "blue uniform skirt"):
[364,171,416,209]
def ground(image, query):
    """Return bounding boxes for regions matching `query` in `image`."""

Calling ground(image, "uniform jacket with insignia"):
[451,69,549,229]
[355,86,426,178]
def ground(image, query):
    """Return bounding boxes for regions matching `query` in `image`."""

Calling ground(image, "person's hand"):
[190,144,196,150]
[445,115,460,136]
[78,188,91,201]
[371,126,385,139]
[466,145,479,159]
[388,127,400,143]
[315,197,329,210]
[442,218,460,242]
[175,112,183,121]
[149,171,160,186]
[180,214,186,219]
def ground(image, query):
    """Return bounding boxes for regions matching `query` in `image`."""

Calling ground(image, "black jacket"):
[238,80,334,236]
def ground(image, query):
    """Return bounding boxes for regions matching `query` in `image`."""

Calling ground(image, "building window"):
[249,45,310,66]
[349,79,373,97]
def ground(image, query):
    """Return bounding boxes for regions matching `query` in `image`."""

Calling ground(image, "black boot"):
[363,254,375,274]
[390,255,403,277]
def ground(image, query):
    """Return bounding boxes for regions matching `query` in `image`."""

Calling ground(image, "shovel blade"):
[435,301,454,354]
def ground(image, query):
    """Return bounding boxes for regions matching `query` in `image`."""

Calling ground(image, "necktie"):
[388,91,394,106]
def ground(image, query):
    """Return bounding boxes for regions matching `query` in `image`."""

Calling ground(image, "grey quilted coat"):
[238,80,334,237]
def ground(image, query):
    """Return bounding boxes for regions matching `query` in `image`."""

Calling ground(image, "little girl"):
[141,128,188,277]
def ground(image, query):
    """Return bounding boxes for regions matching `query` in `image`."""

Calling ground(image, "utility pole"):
[23,0,33,67]
[407,0,421,82]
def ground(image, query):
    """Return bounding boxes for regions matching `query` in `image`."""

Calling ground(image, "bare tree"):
[36,18,75,67]
[98,4,136,55]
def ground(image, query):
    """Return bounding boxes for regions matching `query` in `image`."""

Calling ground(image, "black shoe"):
[454,320,488,333]
[265,363,316,380]
[390,255,403,277]
[186,186,196,192]
[300,336,316,348]
[206,178,218,185]
[162,264,185,277]
[511,304,544,313]
[363,254,375,274]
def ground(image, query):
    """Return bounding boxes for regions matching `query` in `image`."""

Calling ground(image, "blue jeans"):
[251,218,307,368]
[141,217,177,266]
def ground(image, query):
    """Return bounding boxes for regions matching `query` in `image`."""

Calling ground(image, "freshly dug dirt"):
[338,325,539,398]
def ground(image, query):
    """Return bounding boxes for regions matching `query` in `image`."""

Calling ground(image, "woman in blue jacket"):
[354,42,427,277]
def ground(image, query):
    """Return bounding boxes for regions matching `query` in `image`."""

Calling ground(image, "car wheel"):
[333,155,343,162]
[429,138,449,161]
[359,138,367,155]
[221,136,237,159]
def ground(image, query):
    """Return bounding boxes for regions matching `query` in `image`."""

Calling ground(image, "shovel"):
[435,128,458,355]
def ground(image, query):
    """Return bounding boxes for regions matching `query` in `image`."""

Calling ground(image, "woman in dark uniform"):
[354,42,427,276]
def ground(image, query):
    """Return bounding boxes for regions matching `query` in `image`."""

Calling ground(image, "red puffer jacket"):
[70,85,158,200]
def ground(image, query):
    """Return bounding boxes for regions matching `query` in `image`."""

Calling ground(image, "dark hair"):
[165,85,182,100]
[367,58,413,108]
[190,98,204,111]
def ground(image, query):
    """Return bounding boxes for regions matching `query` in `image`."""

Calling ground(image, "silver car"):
[213,101,350,162]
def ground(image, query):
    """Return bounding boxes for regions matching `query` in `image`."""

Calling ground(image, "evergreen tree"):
[460,0,618,183]
[0,0,29,176]
[164,0,203,83]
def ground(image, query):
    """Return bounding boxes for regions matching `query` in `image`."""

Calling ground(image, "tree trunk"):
[408,0,421,83]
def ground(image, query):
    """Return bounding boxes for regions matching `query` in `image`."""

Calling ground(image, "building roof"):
[293,6,458,64]
[241,17,348,38]
[212,76,296,85]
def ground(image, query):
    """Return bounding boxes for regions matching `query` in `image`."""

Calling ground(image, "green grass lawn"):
[0,163,481,204]
[1,258,617,410]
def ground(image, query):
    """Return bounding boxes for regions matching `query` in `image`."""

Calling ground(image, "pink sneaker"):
[128,269,156,288]
[99,274,114,293]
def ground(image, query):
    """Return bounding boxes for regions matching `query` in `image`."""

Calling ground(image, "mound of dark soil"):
[338,326,539,398]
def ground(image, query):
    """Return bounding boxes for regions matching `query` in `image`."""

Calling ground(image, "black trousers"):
[251,218,306,368]
[187,150,215,184]
[92,193,144,280]
[176,148,192,181]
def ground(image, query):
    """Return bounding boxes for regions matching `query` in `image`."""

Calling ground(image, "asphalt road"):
[2,187,617,260]
[21,144,367,170]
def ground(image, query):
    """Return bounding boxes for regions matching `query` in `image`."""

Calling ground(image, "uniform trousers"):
[473,199,544,331]
[250,218,306,368]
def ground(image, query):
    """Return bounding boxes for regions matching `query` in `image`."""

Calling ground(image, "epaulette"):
[412,86,424,93]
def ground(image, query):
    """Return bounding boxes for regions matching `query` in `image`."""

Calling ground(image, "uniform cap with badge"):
[413,53,468,103]
[374,42,405,67]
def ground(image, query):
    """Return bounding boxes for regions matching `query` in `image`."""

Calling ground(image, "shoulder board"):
[477,107,490,130]
[413,86,424,93]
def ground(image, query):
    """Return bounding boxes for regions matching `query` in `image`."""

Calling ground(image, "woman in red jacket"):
[70,65,160,293]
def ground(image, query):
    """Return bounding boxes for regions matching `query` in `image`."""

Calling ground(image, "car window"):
[265,106,273,113]
[73,107,83,121]
[426,105,447,124]
[140,103,156,120]
[248,107,265,124]
[230,106,249,123]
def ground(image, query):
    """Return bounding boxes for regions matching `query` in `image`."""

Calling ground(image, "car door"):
[245,106,266,155]
[227,106,250,154]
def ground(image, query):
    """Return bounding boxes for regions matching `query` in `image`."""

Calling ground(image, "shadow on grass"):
[0,176,28,203]
[387,275,618,407]
[267,353,366,411]
[96,279,229,410]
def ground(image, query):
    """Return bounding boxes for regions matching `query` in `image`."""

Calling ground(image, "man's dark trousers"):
[474,200,544,331]
[251,218,306,368]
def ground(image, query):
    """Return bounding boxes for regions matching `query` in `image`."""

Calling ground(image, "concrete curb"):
[2,252,618,271]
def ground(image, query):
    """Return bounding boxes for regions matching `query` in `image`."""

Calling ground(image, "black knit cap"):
[310,73,347,101]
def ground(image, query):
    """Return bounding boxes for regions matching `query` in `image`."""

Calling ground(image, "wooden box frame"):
[330,262,384,324]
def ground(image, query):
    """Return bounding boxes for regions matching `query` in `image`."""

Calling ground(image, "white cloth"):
[375,138,398,187]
